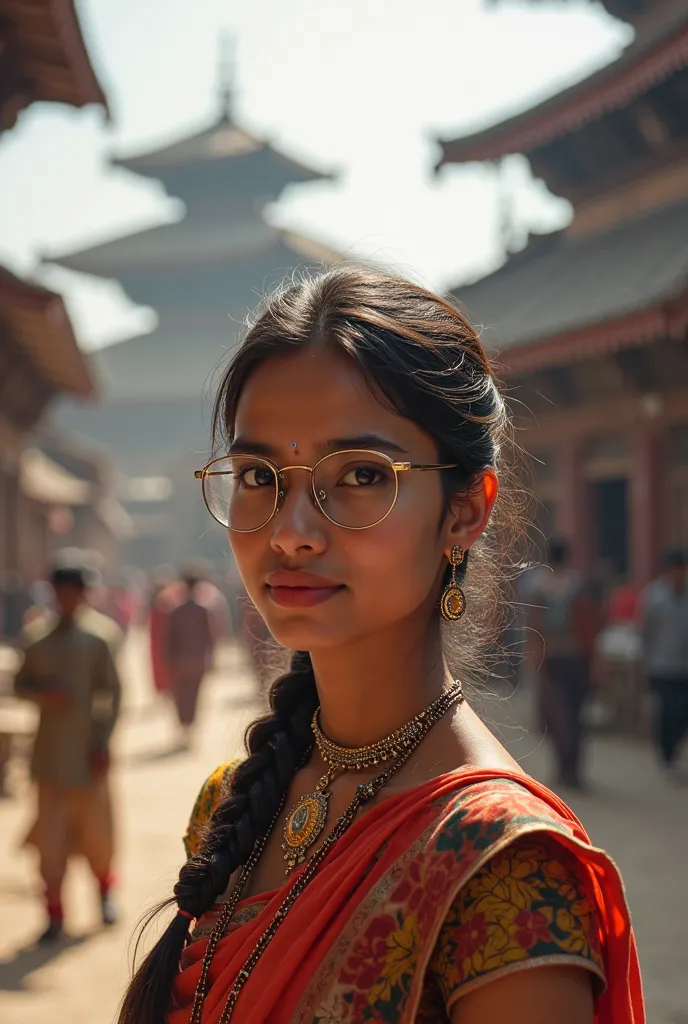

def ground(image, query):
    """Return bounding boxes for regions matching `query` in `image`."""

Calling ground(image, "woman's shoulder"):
[429,830,606,1010]
[427,773,581,860]
[183,759,241,858]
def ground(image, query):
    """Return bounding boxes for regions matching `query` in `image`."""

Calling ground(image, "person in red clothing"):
[165,570,217,745]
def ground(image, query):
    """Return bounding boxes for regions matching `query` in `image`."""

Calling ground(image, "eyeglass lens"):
[202,452,399,530]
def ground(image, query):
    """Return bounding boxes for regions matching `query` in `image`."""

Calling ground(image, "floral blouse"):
[184,763,605,1014]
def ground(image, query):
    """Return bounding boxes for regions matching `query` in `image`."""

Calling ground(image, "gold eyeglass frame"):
[194,449,459,532]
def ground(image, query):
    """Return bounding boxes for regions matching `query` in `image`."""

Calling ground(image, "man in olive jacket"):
[14,557,122,942]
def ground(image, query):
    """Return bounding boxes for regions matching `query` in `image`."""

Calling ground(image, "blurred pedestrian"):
[531,539,598,790]
[148,566,177,696]
[166,568,216,745]
[0,570,30,640]
[12,553,123,942]
[640,549,688,781]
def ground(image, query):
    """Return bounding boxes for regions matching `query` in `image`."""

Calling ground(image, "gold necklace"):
[281,682,463,872]
[188,680,463,1024]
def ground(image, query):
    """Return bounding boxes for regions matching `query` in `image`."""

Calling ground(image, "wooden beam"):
[517,389,688,447]
[613,347,658,392]
[535,366,579,407]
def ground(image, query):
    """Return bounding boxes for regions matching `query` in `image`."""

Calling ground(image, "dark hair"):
[50,568,87,590]
[51,547,100,589]
[118,265,527,1024]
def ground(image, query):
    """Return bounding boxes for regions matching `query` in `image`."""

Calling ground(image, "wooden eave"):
[0,0,108,132]
[502,290,688,377]
[0,266,94,398]
[436,13,688,168]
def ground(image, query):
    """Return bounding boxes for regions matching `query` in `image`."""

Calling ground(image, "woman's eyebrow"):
[323,435,408,455]
[228,438,278,457]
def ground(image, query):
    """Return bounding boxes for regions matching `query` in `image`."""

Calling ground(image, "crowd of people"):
[3,531,687,949]
[522,539,688,791]
[2,551,240,943]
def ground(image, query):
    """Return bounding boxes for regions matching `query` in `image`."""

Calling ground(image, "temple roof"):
[0,0,108,131]
[452,196,688,373]
[112,114,333,184]
[436,7,688,168]
[44,220,338,279]
[59,230,342,403]
[45,217,280,276]
[0,265,94,397]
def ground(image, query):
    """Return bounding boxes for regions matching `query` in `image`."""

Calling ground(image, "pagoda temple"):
[48,82,339,568]
[437,0,688,583]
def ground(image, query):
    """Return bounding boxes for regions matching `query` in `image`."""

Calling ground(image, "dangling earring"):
[439,545,466,621]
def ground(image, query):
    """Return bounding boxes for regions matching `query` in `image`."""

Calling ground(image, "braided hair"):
[117,652,317,1024]
[118,265,527,1024]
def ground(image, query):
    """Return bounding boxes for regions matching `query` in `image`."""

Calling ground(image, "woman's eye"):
[340,464,386,487]
[236,466,274,488]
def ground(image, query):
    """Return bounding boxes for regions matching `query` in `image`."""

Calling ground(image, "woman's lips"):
[265,571,344,609]
[267,585,344,608]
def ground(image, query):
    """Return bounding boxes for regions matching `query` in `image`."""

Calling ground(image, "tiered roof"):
[112,117,332,188]
[48,81,339,463]
[440,1,688,369]
[453,197,688,372]
[437,6,688,173]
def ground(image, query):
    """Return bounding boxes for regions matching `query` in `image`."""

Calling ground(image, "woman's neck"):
[309,617,451,748]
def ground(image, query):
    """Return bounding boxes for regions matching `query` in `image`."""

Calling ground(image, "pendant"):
[440,584,465,621]
[281,787,330,874]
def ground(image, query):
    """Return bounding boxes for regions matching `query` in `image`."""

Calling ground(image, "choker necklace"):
[189,679,464,1024]
[281,681,464,873]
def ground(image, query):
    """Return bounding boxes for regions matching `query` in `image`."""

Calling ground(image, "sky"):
[0,0,632,351]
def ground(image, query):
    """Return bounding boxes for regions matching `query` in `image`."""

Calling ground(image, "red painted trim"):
[500,295,688,376]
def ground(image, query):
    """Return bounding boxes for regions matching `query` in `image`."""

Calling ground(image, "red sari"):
[171,769,644,1023]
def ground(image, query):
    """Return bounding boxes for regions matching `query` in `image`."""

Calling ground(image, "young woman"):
[119,268,644,1024]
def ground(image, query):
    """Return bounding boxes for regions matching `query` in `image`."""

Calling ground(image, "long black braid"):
[117,652,317,1024]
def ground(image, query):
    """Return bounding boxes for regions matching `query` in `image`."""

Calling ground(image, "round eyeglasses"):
[194,450,458,532]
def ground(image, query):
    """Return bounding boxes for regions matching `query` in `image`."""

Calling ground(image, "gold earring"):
[439,545,466,621]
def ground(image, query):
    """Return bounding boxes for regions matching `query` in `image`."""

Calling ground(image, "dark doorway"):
[592,478,629,576]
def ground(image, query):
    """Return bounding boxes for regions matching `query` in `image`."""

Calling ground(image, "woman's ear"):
[443,469,498,555]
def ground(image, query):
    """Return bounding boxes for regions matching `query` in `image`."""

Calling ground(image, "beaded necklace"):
[188,681,463,1024]
[281,683,462,873]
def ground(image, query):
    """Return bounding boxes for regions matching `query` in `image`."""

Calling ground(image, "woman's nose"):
[269,475,328,555]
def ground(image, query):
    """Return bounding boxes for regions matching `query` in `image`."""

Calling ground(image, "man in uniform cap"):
[13,550,123,941]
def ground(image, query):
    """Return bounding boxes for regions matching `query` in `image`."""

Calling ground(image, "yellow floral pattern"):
[428,835,605,1013]
[183,760,239,858]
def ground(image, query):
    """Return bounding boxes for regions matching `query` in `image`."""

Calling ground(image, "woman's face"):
[228,346,487,652]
